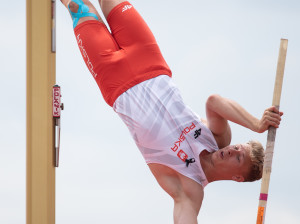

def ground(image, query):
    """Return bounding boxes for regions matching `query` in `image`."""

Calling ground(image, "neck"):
[200,150,228,183]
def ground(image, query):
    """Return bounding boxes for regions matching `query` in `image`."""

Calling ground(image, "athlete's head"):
[210,140,264,182]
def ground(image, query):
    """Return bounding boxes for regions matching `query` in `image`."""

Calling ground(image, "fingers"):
[257,106,284,133]
[264,111,281,122]
[264,117,280,128]
[263,106,284,129]
[260,116,278,129]
[267,106,284,116]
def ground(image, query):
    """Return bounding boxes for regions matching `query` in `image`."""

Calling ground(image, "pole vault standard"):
[27,0,59,223]
[256,39,288,224]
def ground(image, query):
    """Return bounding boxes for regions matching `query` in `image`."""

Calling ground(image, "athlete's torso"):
[113,75,219,187]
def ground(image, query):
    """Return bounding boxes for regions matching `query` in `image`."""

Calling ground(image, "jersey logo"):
[194,128,202,139]
[177,150,188,162]
[171,123,196,152]
[170,123,196,164]
[122,5,133,12]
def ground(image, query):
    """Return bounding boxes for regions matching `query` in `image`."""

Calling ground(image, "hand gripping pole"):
[256,39,288,224]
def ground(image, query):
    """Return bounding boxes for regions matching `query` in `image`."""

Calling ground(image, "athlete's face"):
[211,143,252,182]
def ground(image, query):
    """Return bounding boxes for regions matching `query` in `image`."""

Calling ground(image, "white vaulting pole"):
[256,39,288,224]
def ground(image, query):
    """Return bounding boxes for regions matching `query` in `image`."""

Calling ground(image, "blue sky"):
[1,0,300,223]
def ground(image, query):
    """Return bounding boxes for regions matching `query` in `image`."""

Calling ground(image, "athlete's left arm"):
[203,95,232,148]
[205,94,283,143]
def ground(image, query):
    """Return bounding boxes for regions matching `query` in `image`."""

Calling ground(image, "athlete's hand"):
[255,106,284,133]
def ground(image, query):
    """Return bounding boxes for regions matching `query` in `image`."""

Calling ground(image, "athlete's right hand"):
[255,106,283,133]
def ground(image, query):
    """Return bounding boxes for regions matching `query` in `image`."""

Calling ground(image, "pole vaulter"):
[58,1,285,222]
[256,39,288,224]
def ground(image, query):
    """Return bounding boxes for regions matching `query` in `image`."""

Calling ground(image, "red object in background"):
[53,85,61,118]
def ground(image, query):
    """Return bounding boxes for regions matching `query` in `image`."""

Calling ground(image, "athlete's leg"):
[61,0,104,27]
[60,0,123,105]
[98,0,127,19]
[61,0,171,106]
[94,0,171,106]
[97,1,161,50]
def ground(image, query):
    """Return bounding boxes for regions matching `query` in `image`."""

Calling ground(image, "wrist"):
[250,117,260,132]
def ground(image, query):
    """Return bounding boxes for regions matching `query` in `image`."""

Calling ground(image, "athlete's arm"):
[204,94,231,148]
[149,164,203,224]
[205,94,283,137]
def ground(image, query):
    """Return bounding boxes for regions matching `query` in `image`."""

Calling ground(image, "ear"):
[232,175,245,182]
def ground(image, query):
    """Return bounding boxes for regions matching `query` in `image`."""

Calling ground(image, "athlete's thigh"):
[99,0,127,18]
[105,1,158,51]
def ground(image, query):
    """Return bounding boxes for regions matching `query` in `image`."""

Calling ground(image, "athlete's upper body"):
[114,75,283,223]
[150,93,281,224]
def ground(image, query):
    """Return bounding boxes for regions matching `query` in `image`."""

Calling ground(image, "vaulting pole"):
[27,0,56,223]
[256,39,288,224]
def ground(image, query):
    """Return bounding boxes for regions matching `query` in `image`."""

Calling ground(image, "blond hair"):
[244,140,265,182]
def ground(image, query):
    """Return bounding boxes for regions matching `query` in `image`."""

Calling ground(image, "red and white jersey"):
[113,75,219,187]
